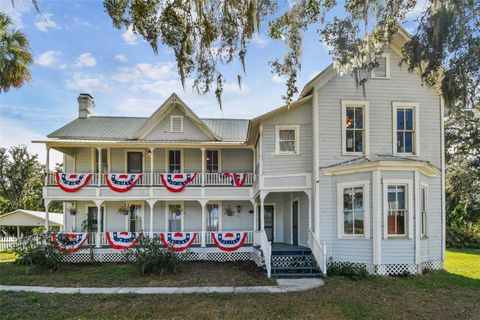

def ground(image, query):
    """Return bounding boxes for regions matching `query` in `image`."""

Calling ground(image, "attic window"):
[170,115,184,133]
[371,54,390,79]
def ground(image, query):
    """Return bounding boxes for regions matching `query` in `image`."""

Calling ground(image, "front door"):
[292,200,299,245]
[258,205,275,242]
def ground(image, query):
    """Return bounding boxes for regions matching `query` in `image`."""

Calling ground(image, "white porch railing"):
[47,172,255,187]
[0,237,17,251]
[254,230,271,278]
[308,230,327,276]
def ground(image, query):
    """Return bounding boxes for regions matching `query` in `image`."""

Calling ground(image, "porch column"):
[252,199,257,231]
[16,226,20,238]
[149,147,155,186]
[306,190,312,231]
[260,191,266,231]
[45,146,50,174]
[44,199,51,231]
[201,148,205,187]
[147,200,155,237]
[95,200,103,248]
[200,200,207,247]
[96,147,102,186]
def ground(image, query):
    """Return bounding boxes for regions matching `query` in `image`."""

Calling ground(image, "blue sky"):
[0,0,423,166]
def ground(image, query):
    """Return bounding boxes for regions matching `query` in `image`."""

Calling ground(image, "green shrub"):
[14,232,64,271]
[328,261,369,280]
[446,222,480,248]
[125,236,183,276]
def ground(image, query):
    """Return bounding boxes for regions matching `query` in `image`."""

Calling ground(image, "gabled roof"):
[133,93,220,140]
[0,209,63,226]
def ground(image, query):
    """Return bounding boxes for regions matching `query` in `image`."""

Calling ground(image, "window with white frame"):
[170,115,184,133]
[387,185,407,236]
[206,150,219,173]
[276,126,299,154]
[342,101,369,154]
[168,203,183,232]
[337,181,369,238]
[168,149,182,173]
[94,149,108,173]
[393,102,419,155]
[371,54,390,79]
[206,203,220,231]
[420,185,428,237]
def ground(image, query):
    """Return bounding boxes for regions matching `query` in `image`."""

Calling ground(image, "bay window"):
[337,181,370,239]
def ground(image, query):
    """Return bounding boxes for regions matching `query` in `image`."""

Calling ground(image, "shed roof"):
[0,210,63,227]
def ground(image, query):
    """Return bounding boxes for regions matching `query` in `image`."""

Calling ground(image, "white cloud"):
[36,50,61,67]
[272,74,287,84]
[74,52,97,68]
[122,26,138,45]
[65,72,110,93]
[115,98,161,116]
[114,54,128,63]
[1,1,30,28]
[0,117,62,169]
[406,0,427,20]
[251,33,268,48]
[113,62,177,84]
[35,13,60,32]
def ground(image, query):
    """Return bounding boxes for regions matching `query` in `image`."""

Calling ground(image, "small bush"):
[328,262,369,280]
[446,223,480,248]
[125,236,183,276]
[14,232,64,271]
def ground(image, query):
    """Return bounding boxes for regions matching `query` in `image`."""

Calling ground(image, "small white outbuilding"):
[0,209,63,236]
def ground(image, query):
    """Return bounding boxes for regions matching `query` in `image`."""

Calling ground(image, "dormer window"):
[170,115,184,133]
[371,53,390,79]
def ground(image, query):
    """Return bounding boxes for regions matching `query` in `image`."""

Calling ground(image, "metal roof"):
[48,116,250,142]
[0,209,63,226]
[321,154,430,169]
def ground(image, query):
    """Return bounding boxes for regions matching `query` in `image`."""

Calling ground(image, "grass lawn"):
[0,249,479,319]
[0,261,274,287]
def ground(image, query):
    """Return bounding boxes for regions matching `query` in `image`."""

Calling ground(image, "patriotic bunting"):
[106,232,142,250]
[223,172,247,187]
[51,233,88,253]
[55,173,92,192]
[160,173,197,192]
[105,174,142,192]
[211,232,247,251]
[160,232,197,251]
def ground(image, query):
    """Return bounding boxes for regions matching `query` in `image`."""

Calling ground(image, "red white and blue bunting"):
[51,233,88,253]
[106,232,142,250]
[55,173,92,192]
[160,173,197,193]
[223,172,247,187]
[160,232,197,251]
[211,232,247,251]
[105,174,142,192]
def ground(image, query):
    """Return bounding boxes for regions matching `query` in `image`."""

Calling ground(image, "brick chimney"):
[77,93,94,118]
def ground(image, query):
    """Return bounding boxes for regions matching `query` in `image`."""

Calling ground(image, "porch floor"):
[271,243,310,252]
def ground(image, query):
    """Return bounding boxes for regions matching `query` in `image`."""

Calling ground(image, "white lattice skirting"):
[328,260,443,276]
[62,247,256,264]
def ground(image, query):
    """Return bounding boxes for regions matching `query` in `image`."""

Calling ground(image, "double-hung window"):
[420,185,428,237]
[275,126,299,155]
[387,185,407,236]
[337,181,369,239]
[393,102,419,155]
[168,149,182,173]
[342,101,369,155]
[206,150,219,173]
[167,203,183,232]
[94,149,108,173]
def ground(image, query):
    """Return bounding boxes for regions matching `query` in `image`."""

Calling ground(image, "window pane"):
[353,187,363,210]
[169,150,181,173]
[346,130,354,152]
[279,129,295,140]
[397,186,406,209]
[127,152,143,173]
[354,210,364,234]
[354,107,363,129]
[206,150,219,173]
[280,141,295,152]
[354,130,363,152]
[397,132,405,153]
[346,107,354,129]
[344,211,353,234]
[404,132,413,153]
[207,204,219,231]
[388,186,397,209]
[343,188,352,211]
[397,109,405,130]
[405,108,413,130]
[396,213,405,234]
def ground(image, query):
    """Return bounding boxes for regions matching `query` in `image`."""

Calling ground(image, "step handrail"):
[256,230,272,278]
[308,230,327,276]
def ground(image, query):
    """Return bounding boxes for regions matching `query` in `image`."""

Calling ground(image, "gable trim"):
[133,94,220,141]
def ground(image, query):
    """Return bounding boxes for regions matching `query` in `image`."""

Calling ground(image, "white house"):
[34,29,444,277]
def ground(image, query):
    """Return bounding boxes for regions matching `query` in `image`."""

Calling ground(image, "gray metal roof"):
[48,116,249,142]
[321,154,429,169]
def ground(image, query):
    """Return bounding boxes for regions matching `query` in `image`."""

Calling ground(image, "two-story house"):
[36,29,444,277]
